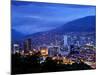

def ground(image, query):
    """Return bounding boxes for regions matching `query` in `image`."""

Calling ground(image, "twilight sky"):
[11,1,96,35]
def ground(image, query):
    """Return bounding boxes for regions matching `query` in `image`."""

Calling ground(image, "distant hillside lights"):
[84,43,96,50]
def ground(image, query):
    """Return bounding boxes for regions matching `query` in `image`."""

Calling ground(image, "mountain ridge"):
[12,16,96,41]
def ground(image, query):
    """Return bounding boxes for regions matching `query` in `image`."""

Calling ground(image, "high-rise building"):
[59,35,70,56]
[40,46,48,56]
[77,41,80,47]
[13,44,20,54]
[64,35,68,46]
[48,46,60,57]
[63,35,70,50]
[23,38,32,52]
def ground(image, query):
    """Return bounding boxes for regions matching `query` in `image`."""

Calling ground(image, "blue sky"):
[11,1,96,35]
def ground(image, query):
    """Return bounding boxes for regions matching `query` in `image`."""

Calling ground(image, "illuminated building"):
[29,50,34,56]
[59,35,70,56]
[62,57,74,64]
[40,46,48,56]
[76,41,80,47]
[13,44,20,54]
[20,50,24,56]
[63,35,68,47]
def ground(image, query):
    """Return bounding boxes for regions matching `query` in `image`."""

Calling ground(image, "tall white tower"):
[64,35,68,47]
[61,35,70,56]
[13,44,19,54]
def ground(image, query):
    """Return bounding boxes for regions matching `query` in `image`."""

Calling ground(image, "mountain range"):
[52,16,96,33]
[12,16,96,41]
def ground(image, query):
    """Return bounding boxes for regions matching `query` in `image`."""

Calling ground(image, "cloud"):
[12,1,96,35]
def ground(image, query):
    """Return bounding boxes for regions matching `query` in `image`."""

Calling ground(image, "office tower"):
[13,44,20,54]
[77,41,80,47]
[48,46,60,57]
[64,35,68,47]
[23,38,32,52]
[59,35,70,56]
[64,35,70,50]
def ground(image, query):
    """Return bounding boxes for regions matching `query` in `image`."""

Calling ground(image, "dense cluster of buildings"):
[12,32,96,68]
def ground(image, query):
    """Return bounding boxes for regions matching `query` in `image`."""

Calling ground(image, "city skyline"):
[11,1,96,74]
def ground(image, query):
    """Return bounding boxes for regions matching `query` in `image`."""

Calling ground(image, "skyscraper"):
[13,44,20,54]
[23,38,32,52]
[48,46,60,57]
[59,35,70,56]
[64,35,68,47]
